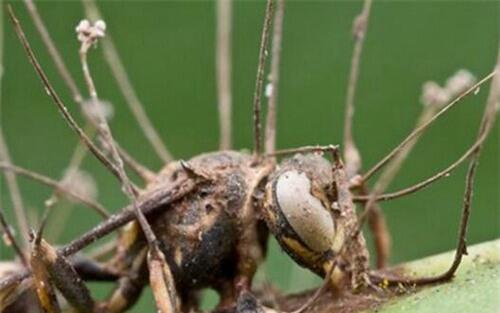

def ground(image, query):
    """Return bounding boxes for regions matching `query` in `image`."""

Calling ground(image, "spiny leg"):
[353,70,480,268]
[351,115,493,205]
[353,68,495,267]
[356,68,499,240]
[370,58,499,287]
[360,70,496,184]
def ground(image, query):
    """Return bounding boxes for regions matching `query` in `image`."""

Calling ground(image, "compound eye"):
[275,170,335,252]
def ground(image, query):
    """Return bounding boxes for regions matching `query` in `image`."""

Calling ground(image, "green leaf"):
[366,239,500,313]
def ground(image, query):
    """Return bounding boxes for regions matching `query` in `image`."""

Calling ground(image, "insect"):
[0,1,498,313]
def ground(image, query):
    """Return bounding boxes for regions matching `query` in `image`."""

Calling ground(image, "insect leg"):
[30,234,95,313]
[370,59,499,287]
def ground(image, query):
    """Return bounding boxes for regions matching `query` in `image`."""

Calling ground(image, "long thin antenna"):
[216,0,233,150]
[82,0,174,163]
[342,0,373,178]
[264,0,285,155]
[7,6,123,182]
[252,0,274,159]
[0,6,30,248]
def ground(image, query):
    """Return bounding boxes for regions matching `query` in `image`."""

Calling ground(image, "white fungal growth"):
[265,83,273,98]
[61,169,98,203]
[445,69,476,96]
[76,19,106,48]
[82,99,114,123]
[421,69,477,108]
[275,170,335,252]
[421,81,450,107]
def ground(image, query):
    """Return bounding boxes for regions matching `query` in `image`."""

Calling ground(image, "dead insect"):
[0,1,498,313]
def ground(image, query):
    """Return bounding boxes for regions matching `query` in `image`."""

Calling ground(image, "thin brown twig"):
[82,0,174,163]
[0,7,30,248]
[253,0,274,159]
[342,0,373,178]
[7,6,124,182]
[0,162,109,218]
[216,0,233,150]
[362,70,497,182]
[264,0,284,155]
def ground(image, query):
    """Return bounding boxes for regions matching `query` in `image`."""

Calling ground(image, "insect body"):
[2,150,368,312]
[0,1,497,313]
[97,150,367,312]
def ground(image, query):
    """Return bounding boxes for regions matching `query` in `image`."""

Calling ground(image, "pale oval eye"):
[275,170,335,252]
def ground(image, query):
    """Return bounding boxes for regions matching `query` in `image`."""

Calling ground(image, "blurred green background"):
[1,0,498,311]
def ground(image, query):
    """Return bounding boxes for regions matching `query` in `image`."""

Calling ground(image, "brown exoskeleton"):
[0,1,498,313]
